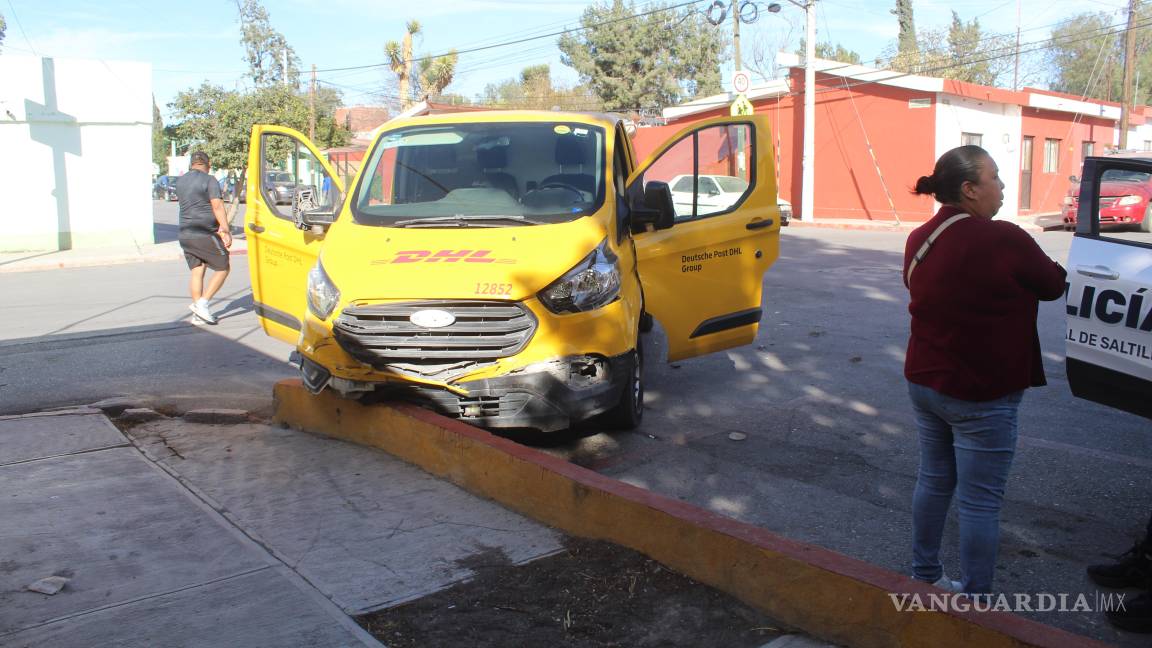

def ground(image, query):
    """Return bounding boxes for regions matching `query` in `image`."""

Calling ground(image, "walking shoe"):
[1105,590,1152,633]
[1087,542,1152,589]
[931,574,962,593]
[189,302,217,325]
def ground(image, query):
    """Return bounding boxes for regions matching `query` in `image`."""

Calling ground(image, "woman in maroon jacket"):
[904,145,1066,595]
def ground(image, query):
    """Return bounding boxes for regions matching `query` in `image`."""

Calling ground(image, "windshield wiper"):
[392,214,544,228]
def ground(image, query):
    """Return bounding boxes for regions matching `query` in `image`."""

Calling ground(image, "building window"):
[1082,141,1095,158]
[1044,138,1061,173]
[961,132,983,147]
[1144,140,1151,152]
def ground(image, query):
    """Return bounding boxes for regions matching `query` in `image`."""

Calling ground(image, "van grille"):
[333,300,536,372]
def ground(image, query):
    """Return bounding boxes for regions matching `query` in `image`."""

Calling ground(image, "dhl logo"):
[375,250,516,264]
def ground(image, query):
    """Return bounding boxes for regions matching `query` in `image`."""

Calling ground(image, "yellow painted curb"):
[273,380,1107,648]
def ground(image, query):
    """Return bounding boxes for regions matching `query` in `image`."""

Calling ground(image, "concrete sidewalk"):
[0,409,378,648]
[0,238,248,274]
[0,407,564,647]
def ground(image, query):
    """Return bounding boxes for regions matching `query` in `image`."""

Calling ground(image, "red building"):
[637,54,1150,224]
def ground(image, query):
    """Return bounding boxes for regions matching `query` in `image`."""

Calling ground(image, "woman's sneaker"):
[189,301,217,325]
[931,574,963,593]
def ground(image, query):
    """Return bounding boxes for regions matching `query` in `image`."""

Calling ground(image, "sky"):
[0,0,1135,121]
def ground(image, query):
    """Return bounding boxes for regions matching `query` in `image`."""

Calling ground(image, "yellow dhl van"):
[245,111,781,432]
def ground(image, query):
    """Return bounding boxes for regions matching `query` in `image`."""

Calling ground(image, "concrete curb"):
[0,239,247,273]
[271,380,1108,648]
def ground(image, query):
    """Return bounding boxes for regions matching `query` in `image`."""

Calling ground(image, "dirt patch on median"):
[355,537,789,648]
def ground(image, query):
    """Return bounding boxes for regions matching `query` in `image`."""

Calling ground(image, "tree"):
[385,20,421,111]
[235,0,299,87]
[558,0,726,112]
[416,50,459,101]
[1047,9,1152,104]
[480,64,602,111]
[892,0,917,59]
[152,100,169,168]
[1,12,7,53]
[798,39,861,65]
[168,83,349,170]
[880,12,1013,86]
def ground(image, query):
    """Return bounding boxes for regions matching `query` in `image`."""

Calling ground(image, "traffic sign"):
[732,70,750,95]
[730,93,754,116]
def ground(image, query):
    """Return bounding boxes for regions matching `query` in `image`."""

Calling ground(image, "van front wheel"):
[605,340,644,430]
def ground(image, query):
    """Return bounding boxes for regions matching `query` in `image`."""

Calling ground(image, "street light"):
[767,0,816,223]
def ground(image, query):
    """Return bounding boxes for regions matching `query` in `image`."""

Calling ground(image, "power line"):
[312,0,702,73]
[5,0,38,55]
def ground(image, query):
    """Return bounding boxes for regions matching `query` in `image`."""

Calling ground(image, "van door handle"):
[1075,265,1119,280]
[746,219,774,230]
[248,223,265,234]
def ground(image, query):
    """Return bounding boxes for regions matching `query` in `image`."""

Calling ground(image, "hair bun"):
[914,174,936,195]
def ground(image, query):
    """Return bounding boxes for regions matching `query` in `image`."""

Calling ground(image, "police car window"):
[638,123,754,223]
[1080,166,1152,241]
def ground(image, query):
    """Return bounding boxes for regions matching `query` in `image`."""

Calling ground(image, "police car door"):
[246,125,344,345]
[629,115,781,362]
[1065,155,1152,419]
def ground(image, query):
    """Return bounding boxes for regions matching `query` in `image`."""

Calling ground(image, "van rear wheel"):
[604,338,644,430]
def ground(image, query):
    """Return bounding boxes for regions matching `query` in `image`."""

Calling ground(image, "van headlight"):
[538,239,620,314]
[307,261,341,319]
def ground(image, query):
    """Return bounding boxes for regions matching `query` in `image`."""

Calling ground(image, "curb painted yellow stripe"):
[272,380,1105,648]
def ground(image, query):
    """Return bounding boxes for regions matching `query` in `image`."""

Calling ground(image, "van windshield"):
[352,121,606,227]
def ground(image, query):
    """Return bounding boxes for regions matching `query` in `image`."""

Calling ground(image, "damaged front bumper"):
[297,352,633,433]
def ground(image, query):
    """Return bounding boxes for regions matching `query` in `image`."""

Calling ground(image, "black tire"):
[639,310,654,333]
[604,338,644,430]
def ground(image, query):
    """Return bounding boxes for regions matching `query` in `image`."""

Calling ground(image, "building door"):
[1020,136,1033,210]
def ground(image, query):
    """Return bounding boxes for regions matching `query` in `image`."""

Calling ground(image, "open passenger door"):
[245,125,345,345]
[628,115,780,362]
[1065,155,1152,420]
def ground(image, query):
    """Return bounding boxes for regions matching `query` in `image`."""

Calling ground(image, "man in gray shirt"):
[176,151,233,324]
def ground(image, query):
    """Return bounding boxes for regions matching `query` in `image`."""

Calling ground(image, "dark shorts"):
[180,235,230,271]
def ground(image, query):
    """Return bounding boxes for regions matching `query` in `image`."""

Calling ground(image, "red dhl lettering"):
[390,250,515,264]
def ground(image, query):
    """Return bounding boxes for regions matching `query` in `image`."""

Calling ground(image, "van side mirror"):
[631,181,675,232]
[295,188,340,231]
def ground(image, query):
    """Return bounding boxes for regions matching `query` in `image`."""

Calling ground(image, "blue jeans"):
[908,382,1023,594]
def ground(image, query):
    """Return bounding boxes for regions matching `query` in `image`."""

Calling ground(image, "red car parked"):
[1061,153,1152,232]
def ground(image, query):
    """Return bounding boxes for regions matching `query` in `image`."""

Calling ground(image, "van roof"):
[382,110,624,131]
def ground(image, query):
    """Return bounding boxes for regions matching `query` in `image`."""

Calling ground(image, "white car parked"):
[669,174,790,226]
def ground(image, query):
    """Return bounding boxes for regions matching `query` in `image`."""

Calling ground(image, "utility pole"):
[1119,0,1138,150]
[1012,0,1021,91]
[801,0,816,222]
[309,64,317,141]
[732,1,742,71]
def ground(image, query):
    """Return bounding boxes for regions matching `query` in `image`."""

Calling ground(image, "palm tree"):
[418,51,458,102]
[385,20,421,111]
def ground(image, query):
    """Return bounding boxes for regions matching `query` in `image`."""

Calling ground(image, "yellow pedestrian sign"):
[731,93,754,116]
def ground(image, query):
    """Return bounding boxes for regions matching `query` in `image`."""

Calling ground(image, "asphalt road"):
[1,203,1149,645]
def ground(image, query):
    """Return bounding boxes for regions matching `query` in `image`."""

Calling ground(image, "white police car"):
[1065,155,1152,419]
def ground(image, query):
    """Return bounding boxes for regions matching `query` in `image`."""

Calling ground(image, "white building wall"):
[934,94,1023,219]
[1120,121,1152,151]
[0,56,153,252]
